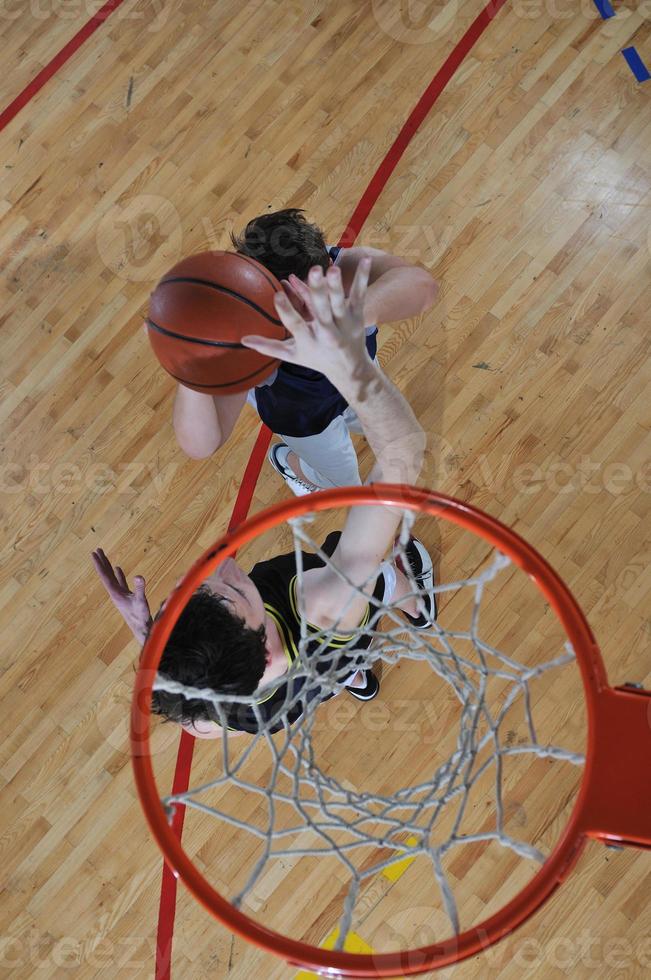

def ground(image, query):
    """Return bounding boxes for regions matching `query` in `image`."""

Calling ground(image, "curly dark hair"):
[230,207,331,282]
[150,586,268,728]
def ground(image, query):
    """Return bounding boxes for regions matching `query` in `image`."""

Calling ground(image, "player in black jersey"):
[93,255,434,737]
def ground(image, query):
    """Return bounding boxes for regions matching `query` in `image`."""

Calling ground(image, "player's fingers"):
[274,289,311,332]
[241,293,303,355]
[286,274,311,300]
[306,266,336,325]
[91,551,105,575]
[349,255,372,313]
[91,553,116,594]
[115,566,128,590]
[287,274,318,313]
[92,549,111,576]
[285,277,317,320]
[326,266,346,319]
[282,281,314,321]
[280,280,305,316]
[240,334,291,359]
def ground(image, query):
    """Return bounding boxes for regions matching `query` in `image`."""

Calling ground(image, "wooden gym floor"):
[1,1,650,978]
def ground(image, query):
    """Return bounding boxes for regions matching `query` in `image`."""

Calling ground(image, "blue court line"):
[622,47,651,83]
[592,0,615,18]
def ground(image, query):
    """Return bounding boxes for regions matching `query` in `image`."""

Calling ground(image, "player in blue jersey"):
[172,209,438,494]
[92,258,435,734]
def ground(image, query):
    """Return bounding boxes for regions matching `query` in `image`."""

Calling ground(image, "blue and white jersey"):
[249,245,379,437]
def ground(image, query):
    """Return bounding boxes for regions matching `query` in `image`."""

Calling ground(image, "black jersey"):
[222,531,387,734]
[251,246,379,437]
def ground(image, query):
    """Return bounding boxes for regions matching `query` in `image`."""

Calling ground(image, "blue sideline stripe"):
[622,47,651,83]
[593,0,615,18]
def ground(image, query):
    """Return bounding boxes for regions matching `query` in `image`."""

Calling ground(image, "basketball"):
[146,250,288,394]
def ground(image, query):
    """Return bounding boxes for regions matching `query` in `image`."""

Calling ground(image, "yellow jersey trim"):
[289,574,371,642]
[225,582,371,730]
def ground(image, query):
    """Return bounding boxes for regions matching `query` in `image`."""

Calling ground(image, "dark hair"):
[230,207,331,282]
[150,586,267,728]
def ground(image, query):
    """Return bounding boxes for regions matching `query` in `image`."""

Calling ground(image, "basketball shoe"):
[393,535,437,628]
[268,443,320,496]
[346,668,380,701]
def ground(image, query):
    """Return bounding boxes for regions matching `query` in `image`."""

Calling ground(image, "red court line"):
[154,724,195,978]
[151,0,509,976]
[0,0,127,133]
[154,425,274,980]
[343,0,509,243]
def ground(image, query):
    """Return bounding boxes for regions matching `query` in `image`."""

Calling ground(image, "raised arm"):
[287,246,438,329]
[335,245,438,326]
[240,260,426,629]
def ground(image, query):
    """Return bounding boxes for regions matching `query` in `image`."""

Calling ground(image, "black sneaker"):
[346,669,380,701]
[393,535,437,628]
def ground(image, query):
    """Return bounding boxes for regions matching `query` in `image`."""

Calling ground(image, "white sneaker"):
[268,443,320,496]
[393,535,437,627]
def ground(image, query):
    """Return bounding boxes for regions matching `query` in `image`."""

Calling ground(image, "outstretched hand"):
[279,275,314,321]
[91,548,152,646]
[242,258,372,383]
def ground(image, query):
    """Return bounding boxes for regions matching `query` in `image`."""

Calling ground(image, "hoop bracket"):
[578,684,651,850]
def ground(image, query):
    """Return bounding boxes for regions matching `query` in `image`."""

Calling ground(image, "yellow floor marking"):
[382,834,420,882]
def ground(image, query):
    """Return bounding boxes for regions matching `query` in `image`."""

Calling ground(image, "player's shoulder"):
[250,547,329,612]
[249,551,295,589]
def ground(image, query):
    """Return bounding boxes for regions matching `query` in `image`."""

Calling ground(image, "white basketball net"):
[152,508,585,946]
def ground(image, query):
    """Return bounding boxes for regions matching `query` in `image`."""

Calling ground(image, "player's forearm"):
[173,384,222,459]
[337,360,425,485]
[363,269,438,327]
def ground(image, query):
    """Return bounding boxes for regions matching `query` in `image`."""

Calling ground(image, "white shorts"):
[247,378,371,489]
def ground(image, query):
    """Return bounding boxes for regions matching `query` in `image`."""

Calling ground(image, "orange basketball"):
[146,251,288,394]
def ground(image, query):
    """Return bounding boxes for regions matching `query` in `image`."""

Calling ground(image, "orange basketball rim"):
[131,486,651,977]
